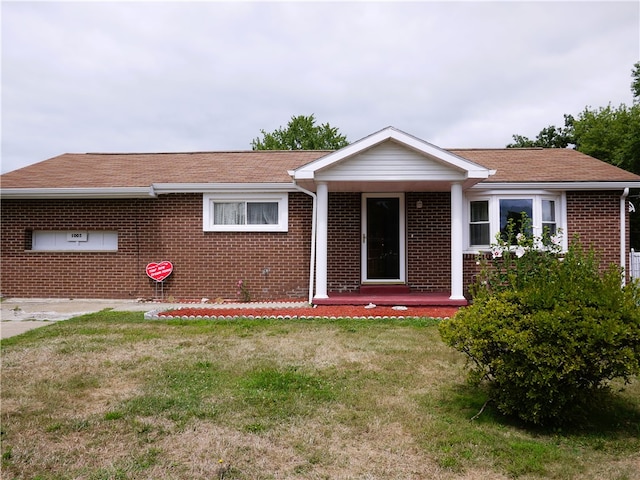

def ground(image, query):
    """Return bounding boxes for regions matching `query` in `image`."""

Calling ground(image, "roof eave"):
[0,182,300,199]
[0,187,158,199]
[152,182,297,194]
[471,181,640,191]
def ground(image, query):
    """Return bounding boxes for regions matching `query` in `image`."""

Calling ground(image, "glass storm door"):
[362,194,405,283]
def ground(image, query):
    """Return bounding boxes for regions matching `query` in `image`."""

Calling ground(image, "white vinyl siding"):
[316,142,466,182]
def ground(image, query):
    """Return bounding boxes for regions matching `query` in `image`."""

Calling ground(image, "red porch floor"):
[313,291,468,307]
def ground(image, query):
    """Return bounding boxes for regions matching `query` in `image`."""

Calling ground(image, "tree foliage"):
[632,61,640,101]
[251,114,349,151]
[507,103,640,175]
[507,115,575,149]
[439,224,640,426]
[572,103,640,175]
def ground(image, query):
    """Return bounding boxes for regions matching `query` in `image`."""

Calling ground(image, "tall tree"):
[251,114,349,150]
[632,61,640,101]
[572,103,640,175]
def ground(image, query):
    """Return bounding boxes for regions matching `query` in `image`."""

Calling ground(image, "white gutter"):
[151,182,298,194]
[472,181,640,191]
[621,187,629,286]
[0,183,300,199]
[292,182,317,305]
[0,187,157,199]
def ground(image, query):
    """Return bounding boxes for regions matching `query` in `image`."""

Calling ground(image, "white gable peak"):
[292,127,493,186]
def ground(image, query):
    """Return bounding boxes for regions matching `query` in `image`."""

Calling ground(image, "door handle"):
[362,233,366,243]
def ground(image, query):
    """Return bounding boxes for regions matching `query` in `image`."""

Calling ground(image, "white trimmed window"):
[30,231,118,251]
[203,193,288,232]
[466,194,564,249]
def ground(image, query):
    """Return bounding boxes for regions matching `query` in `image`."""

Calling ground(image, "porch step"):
[313,292,468,307]
[358,285,411,295]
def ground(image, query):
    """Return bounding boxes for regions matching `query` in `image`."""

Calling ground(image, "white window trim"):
[464,192,567,252]
[203,192,289,232]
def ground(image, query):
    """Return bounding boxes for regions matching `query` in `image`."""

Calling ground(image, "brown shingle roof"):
[0,150,331,189]
[449,148,640,183]
[1,147,638,190]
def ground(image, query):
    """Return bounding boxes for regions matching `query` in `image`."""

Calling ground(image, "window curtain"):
[542,200,557,235]
[214,202,245,225]
[247,202,278,225]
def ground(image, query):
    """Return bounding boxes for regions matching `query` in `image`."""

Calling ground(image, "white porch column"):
[315,182,329,299]
[450,182,465,300]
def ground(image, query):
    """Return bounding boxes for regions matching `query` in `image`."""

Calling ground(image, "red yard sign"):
[146,261,173,282]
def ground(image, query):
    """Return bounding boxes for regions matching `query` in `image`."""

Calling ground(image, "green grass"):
[1,310,639,479]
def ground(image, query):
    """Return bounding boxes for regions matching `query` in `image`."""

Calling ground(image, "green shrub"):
[440,224,640,425]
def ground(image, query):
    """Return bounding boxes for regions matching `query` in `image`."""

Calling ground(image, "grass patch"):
[1,311,639,479]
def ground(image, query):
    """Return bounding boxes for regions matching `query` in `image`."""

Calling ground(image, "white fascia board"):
[293,129,393,176]
[152,182,297,194]
[0,187,157,199]
[293,126,492,179]
[384,129,492,177]
[471,181,640,191]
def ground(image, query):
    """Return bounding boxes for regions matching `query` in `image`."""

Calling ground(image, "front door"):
[362,194,405,283]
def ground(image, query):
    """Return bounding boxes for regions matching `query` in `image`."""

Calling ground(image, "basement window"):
[30,231,118,251]
[203,193,288,232]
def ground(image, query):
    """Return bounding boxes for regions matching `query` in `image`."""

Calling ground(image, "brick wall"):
[566,191,627,274]
[327,193,361,292]
[407,192,451,291]
[0,193,313,300]
[3,190,626,300]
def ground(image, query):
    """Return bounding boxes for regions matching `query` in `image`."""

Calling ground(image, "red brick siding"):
[407,192,451,291]
[463,253,483,297]
[327,193,361,292]
[566,190,629,279]
[1,193,313,300]
[5,190,625,300]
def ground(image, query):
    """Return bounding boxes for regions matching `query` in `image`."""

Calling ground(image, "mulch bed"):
[154,304,459,320]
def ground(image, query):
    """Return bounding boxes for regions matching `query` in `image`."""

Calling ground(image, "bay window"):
[541,199,557,237]
[467,194,564,249]
[469,200,490,246]
[499,198,533,239]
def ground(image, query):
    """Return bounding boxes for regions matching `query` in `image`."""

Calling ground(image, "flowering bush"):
[236,279,251,302]
[440,218,640,425]
[471,217,563,299]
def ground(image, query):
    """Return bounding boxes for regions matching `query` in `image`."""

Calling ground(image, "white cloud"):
[2,1,638,172]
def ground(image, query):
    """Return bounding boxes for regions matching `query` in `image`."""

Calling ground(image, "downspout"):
[621,188,629,286]
[293,182,317,304]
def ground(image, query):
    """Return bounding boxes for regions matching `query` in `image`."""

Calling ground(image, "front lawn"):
[2,311,639,479]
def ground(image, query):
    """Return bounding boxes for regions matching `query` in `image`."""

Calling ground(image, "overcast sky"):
[2,1,639,174]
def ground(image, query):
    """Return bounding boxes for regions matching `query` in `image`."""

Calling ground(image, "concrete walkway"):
[0,298,307,339]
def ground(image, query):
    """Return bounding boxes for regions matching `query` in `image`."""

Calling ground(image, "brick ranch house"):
[2,127,639,305]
